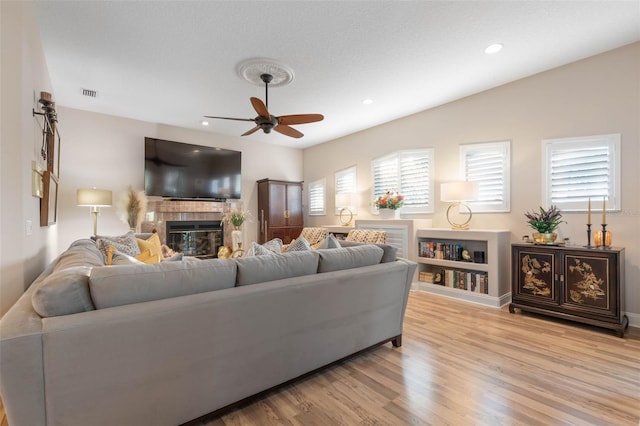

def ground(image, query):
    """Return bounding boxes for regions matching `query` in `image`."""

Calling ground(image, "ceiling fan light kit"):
[205,60,323,139]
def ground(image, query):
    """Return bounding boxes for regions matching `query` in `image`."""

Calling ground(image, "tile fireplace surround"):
[140,199,234,250]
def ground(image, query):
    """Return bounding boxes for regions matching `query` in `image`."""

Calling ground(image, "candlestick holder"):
[600,224,607,249]
[585,223,592,248]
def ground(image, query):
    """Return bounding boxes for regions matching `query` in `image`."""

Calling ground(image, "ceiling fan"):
[205,73,324,139]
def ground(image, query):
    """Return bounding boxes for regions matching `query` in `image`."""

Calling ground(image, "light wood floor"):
[2,291,638,425]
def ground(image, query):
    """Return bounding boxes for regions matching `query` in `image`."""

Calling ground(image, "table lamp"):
[440,182,478,230]
[335,193,356,226]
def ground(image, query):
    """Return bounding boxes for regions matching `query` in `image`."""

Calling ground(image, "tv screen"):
[144,138,241,200]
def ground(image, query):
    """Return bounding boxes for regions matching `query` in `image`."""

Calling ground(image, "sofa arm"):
[0,286,46,426]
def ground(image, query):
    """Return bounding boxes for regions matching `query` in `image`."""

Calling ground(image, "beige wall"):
[56,107,303,254]
[0,1,56,315]
[304,42,640,320]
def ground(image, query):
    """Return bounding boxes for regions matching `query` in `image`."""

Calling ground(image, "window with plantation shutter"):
[307,178,326,216]
[543,134,620,212]
[334,166,357,214]
[460,141,510,212]
[371,149,433,214]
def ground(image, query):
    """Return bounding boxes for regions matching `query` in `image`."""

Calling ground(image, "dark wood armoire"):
[257,179,303,244]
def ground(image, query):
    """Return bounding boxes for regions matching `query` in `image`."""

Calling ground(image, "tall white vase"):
[231,228,243,251]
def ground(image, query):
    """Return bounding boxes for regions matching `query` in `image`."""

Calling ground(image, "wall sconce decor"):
[77,188,112,236]
[441,181,479,230]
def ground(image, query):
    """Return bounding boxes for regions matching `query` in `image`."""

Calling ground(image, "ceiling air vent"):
[81,88,97,98]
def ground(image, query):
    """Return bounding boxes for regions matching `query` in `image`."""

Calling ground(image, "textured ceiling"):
[34,1,640,148]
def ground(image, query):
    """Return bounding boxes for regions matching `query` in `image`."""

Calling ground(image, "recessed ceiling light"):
[362,99,374,105]
[201,120,209,126]
[485,43,503,54]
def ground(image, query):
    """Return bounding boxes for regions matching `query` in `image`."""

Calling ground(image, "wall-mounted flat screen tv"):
[144,137,241,200]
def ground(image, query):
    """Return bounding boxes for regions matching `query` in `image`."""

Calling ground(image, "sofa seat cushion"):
[236,251,319,286]
[316,245,384,273]
[89,258,237,309]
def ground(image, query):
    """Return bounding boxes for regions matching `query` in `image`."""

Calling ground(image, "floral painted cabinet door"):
[510,244,627,337]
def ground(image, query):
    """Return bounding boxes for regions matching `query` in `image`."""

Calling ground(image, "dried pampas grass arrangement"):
[118,186,147,231]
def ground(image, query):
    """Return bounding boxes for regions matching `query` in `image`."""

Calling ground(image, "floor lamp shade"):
[77,188,112,235]
[77,188,112,207]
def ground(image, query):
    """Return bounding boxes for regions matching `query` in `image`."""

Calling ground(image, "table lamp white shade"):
[440,181,478,202]
[77,188,112,235]
[335,193,356,226]
[440,182,478,230]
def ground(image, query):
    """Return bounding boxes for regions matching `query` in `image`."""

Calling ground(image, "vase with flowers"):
[525,205,565,244]
[223,210,251,250]
[374,191,404,219]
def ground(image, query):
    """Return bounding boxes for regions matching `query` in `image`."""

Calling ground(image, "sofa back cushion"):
[31,239,104,317]
[336,240,398,263]
[89,258,237,309]
[236,250,319,286]
[316,245,384,273]
[32,266,96,317]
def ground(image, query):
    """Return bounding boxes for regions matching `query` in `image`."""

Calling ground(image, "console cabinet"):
[510,244,628,337]
[257,179,303,244]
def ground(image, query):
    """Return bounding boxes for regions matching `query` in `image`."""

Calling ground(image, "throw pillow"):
[285,235,312,252]
[262,237,283,253]
[111,250,145,266]
[164,252,184,261]
[315,233,342,250]
[96,231,140,260]
[246,242,278,257]
[137,233,164,260]
[134,249,161,264]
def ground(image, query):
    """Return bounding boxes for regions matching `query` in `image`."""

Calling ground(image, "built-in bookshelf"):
[415,229,511,308]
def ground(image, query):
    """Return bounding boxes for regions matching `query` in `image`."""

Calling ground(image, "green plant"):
[525,205,565,233]
[223,210,250,228]
[374,191,405,210]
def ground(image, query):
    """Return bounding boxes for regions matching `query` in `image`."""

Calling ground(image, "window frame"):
[542,134,621,212]
[334,166,357,215]
[459,140,511,213]
[371,149,434,214]
[307,178,326,216]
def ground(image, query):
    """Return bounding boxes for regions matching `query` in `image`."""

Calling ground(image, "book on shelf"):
[440,268,488,294]
[417,240,468,261]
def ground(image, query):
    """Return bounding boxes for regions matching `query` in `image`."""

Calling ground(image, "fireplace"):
[166,220,223,258]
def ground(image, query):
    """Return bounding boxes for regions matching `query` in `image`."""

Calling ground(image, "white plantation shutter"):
[543,134,620,211]
[461,141,510,212]
[335,166,357,214]
[307,178,326,216]
[372,149,433,214]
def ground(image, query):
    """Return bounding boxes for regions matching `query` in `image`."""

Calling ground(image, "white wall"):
[56,107,303,254]
[0,1,56,315]
[304,43,640,319]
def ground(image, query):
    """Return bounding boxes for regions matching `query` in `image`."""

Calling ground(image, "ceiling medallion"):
[236,58,294,88]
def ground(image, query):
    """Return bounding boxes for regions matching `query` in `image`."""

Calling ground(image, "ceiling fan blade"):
[250,97,270,118]
[241,126,261,136]
[274,124,304,139]
[204,115,255,122]
[278,114,324,126]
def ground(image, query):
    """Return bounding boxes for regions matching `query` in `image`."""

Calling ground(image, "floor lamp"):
[77,188,112,236]
[440,182,478,230]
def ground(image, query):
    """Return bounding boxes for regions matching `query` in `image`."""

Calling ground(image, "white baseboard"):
[412,282,639,330]
[412,281,509,308]
[624,311,640,329]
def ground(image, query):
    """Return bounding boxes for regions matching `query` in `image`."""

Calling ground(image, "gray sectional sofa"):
[0,238,416,426]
